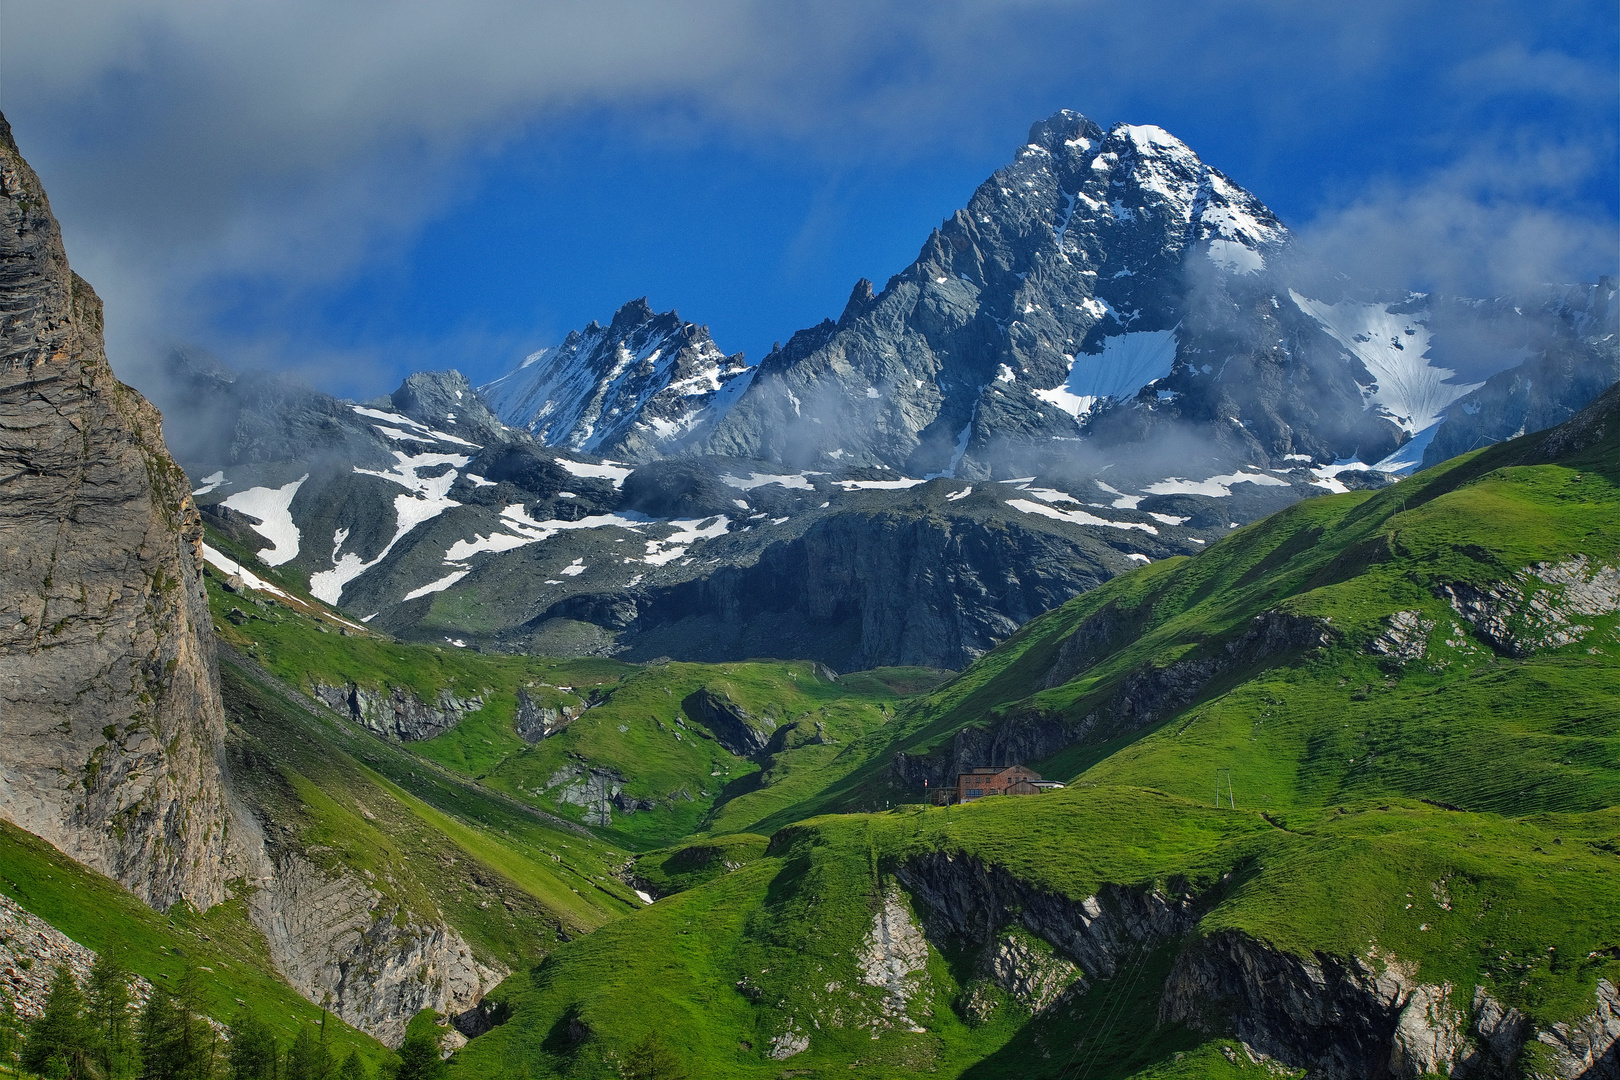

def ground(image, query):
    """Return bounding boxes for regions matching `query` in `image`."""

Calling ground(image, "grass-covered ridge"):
[850,382,1620,815]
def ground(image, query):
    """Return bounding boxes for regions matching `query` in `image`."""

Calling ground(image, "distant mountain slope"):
[1420,279,1620,468]
[446,380,1620,1080]
[155,108,1615,672]
[162,351,1282,670]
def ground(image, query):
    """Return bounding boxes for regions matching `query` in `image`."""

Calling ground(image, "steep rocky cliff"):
[0,113,230,911]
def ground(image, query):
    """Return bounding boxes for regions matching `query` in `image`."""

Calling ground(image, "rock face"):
[0,113,231,911]
[513,688,579,742]
[1534,979,1620,1080]
[310,680,485,742]
[974,929,1081,1017]
[856,886,932,1032]
[479,298,754,462]
[241,845,503,1048]
[1438,555,1620,659]
[1162,933,1620,1080]
[896,853,1194,983]
[897,851,1619,1079]
[681,687,775,756]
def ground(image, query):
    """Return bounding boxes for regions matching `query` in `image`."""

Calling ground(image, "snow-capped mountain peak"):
[480,299,753,463]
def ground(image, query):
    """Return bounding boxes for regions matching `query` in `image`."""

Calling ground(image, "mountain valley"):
[0,97,1616,1080]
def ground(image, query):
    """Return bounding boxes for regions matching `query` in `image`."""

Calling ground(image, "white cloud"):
[0,2,1612,393]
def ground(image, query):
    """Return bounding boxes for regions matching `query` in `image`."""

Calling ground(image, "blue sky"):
[3,1,1615,400]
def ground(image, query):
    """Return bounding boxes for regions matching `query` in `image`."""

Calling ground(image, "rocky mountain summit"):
[0,113,231,911]
[480,298,753,462]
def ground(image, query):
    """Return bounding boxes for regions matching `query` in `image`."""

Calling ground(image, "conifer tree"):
[88,949,135,1078]
[138,987,183,1080]
[0,996,20,1077]
[22,965,90,1079]
[227,1006,278,1080]
[287,1023,333,1080]
[337,1049,368,1080]
[138,966,215,1080]
[392,1028,445,1080]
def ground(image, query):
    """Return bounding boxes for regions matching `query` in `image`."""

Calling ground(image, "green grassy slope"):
[448,388,1620,1078]
[206,542,949,848]
[838,382,1620,818]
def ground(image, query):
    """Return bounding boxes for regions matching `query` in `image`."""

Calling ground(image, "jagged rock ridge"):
[479,298,753,463]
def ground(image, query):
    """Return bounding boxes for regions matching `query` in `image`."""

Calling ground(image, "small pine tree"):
[22,965,90,1079]
[0,996,20,1078]
[286,1023,333,1080]
[337,1049,368,1080]
[620,1031,686,1080]
[227,1006,279,1080]
[137,987,183,1080]
[392,1028,445,1080]
[88,949,135,1078]
[170,965,214,1080]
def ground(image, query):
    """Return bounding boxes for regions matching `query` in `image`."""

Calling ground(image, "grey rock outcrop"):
[543,765,658,826]
[895,852,1194,984]
[243,846,504,1048]
[856,886,932,1032]
[1439,555,1620,658]
[1533,979,1620,1080]
[1162,933,1618,1080]
[893,848,1613,1079]
[1368,610,1434,665]
[681,687,775,756]
[311,681,484,742]
[977,929,1082,1015]
[0,112,230,910]
[514,688,579,742]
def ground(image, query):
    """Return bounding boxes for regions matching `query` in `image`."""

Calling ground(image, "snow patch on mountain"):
[1145,470,1290,498]
[1289,291,1483,432]
[641,516,731,566]
[201,543,294,601]
[351,405,477,447]
[1206,238,1264,274]
[403,570,469,601]
[1370,421,1442,475]
[1034,330,1179,418]
[1006,498,1158,534]
[556,458,633,488]
[192,470,226,496]
[221,475,307,566]
[721,471,819,492]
